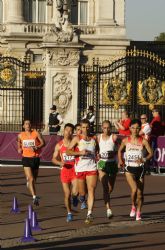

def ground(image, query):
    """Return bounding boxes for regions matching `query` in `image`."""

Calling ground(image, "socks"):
[79,195,85,203]
[87,210,92,216]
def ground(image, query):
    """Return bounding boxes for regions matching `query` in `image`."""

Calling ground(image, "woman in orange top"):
[18,120,45,206]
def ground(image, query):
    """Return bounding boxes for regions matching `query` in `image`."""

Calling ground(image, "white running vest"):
[75,137,96,172]
[99,134,116,162]
[125,138,143,167]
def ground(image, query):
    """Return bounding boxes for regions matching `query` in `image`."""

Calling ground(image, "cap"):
[50,105,56,110]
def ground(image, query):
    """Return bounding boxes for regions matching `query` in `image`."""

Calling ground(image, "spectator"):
[48,105,63,135]
[150,109,163,137]
[83,106,95,134]
[139,114,151,141]
[114,110,131,136]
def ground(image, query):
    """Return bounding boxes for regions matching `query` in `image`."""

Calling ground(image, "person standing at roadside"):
[48,105,63,135]
[114,110,131,136]
[18,120,45,206]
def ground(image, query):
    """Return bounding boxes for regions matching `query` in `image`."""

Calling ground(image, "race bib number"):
[100,151,113,159]
[23,139,35,148]
[127,151,142,163]
[82,153,95,159]
[62,153,75,162]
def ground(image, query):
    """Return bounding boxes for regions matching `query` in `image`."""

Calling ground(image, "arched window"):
[0,0,3,23]
[23,0,46,23]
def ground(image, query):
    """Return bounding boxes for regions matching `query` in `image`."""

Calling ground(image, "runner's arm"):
[142,139,153,162]
[118,139,126,167]
[35,131,45,149]
[52,143,63,167]
[66,136,88,156]
[17,134,22,154]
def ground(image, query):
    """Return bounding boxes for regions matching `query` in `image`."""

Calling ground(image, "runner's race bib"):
[126,150,142,166]
[23,139,35,148]
[62,153,75,162]
[100,151,113,159]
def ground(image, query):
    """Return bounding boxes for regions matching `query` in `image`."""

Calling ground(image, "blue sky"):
[125,0,165,41]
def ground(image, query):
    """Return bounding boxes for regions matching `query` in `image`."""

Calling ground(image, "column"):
[115,0,125,26]
[5,0,24,23]
[95,0,115,26]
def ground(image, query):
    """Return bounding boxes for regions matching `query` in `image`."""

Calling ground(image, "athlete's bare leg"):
[136,178,144,212]
[61,182,71,213]
[125,172,137,207]
[23,167,36,197]
[86,175,97,212]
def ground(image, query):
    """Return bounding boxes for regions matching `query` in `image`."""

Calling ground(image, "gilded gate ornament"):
[137,75,165,110]
[0,63,17,86]
[103,75,132,109]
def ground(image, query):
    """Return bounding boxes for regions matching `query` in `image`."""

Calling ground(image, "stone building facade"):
[0,0,129,130]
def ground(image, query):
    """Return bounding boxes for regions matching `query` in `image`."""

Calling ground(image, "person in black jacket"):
[48,105,63,135]
[83,106,95,134]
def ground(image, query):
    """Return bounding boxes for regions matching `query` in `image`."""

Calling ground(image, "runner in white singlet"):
[66,119,98,224]
[118,119,153,221]
[97,120,118,219]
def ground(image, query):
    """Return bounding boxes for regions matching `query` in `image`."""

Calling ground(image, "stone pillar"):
[5,0,24,23]
[42,46,80,126]
[115,0,125,26]
[95,0,115,26]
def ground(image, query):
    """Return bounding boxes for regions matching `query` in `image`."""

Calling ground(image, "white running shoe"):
[130,207,136,217]
[107,209,113,219]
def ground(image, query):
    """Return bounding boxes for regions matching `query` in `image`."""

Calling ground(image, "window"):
[70,0,88,25]
[23,0,46,23]
[79,1,88,25]
[0,0,3,23]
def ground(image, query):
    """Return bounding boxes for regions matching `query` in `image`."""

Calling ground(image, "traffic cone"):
[31,211,42,231]
[28,205,33,222]
[10,197,20,213]
[20,218,36,242]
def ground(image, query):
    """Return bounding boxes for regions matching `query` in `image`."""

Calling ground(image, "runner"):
[66,119,98,224]
[97,120,118,219]
[74,123,87,209]
[17,120,45,206]
[118,119,153,220]
[52,123,78,222]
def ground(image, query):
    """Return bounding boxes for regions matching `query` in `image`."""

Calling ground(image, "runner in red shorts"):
[67,119,98,224]
[52,123,78,222]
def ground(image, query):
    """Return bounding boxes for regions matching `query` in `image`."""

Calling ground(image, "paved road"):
[1,167,165,249]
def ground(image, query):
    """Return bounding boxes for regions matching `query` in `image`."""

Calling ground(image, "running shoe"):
[130,206,136,217]
[66,213,73,222]
[72,196,79,207]
[107,209,113,219]
[33,196,39,206]
[136,211,142,221]
[85,214,93,224]
[81,201,87,210]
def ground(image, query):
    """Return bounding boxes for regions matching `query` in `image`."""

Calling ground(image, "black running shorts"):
[124,165,145,180]
[22,157,40,169]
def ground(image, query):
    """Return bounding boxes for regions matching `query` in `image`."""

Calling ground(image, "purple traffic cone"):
[10,197,20,213]
[31,211,42,231]
[20,218,36,242]
[28,205,33,223]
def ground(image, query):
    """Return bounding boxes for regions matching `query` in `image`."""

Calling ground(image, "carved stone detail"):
[46,0,53,5]
[53,75,72,114]
[43,49,79,66]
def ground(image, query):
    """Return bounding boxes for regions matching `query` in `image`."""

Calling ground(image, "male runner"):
[18,120,45,206]
[52,123,78,222]
[67,119,98,224]
[97,120,118,218]
[118,119,153,220]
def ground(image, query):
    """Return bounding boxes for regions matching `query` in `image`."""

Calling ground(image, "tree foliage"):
[154,32,165,41]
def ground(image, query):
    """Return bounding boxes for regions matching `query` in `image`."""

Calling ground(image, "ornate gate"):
[0,56,45,131]
[78,49,165,132]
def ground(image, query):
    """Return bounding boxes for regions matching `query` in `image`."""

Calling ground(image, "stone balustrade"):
[0,23,96,35]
